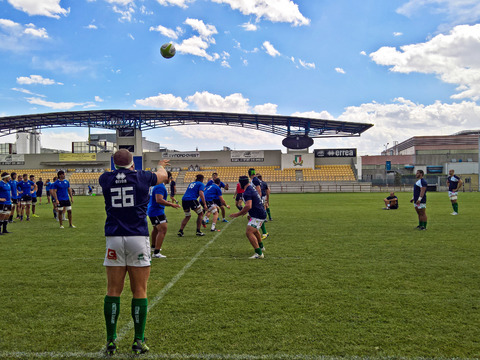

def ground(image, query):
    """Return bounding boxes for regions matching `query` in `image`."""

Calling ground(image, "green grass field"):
[0,191,479,359]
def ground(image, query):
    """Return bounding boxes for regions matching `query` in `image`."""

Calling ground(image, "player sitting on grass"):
[230,176,267,259]
[383,192,398,210]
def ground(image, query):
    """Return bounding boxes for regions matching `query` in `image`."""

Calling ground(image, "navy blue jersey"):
[204,183,222,201]
[447,175,461,191]
[413,178,428,203]
[147,183,168,217]
[206,179,226,188]
[251,176,261,188]
[99,169,157,237]
[0,181,12,205]
[182,181,205,201]
[170,180,176,194]
[243,185,266,220]
[260,181,269,197]
[9,179,17,199]
[52,179,70,201]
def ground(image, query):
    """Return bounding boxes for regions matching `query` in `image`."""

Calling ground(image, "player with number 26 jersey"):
[99,168,157,236]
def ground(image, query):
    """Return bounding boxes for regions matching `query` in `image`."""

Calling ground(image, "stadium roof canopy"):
[0,110,373,138]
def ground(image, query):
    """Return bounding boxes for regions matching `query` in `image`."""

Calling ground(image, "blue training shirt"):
[206,179,226,189]
[182,181,205,201]
[204,183,223,201]
[242,184,266,220]
[0,181,12,205]
[99,169,157,237]
[147,183,168,217]
[52,179,70,201]
[17,180,33,197]
[9,179,17,199]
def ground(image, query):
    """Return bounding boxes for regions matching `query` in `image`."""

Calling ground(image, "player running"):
[248,168,268,239]
[446,169,463,215]
[147,171,181,258]
[230,176,267,259]
[178,174,207,237]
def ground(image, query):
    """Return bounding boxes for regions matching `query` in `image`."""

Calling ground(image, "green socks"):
[261,222,267,235]
[104,296,120,341]
[132,298,148,341]
[419,221,427,228]
[255,247,263,256]
[258,241,264,249]
[453,203,458,213]
[266,208,271,220]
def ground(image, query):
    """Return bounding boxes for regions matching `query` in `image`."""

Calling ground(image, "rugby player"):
[446,169,463,215]
[178,174,207,237]
[248,169,268,239]
[36,177,44,205]
[8,172,18,223]
[0,172,12,234]
[17,174,33,221]
[51,171,75,228]
[257,174,272,221]
[230,176,267,259]
[410,170,428,230]
[30,175,39,217]
[203,178,230,232]
[233,181,245,210]
[45,179,52,204]
[147,171,181,258]
[99,149,170,355]
[383,192,398,210]
[206,172,229,222]
[169,176,178,204]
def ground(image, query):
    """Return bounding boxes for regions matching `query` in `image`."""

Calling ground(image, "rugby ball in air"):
[160,43,176,59]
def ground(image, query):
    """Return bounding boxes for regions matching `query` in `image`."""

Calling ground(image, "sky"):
[1,0,480,155]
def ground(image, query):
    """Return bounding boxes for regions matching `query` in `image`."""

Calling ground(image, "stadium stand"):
[303,165,356,181]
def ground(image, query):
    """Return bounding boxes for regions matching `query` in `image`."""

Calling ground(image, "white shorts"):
[247,217,265,229]
[448,191,458,200]
[414,203,426,210]
[103,236,151,267]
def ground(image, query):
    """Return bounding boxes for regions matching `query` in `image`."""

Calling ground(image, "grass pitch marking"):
[115,219,236,343]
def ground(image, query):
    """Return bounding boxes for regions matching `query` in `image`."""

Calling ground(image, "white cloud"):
[360,51,367,56]
[7,0,69,18]
[32,57,91,75]
[112,4,135,22]
[41,130,87,151]
[26,97,84,110]
[299,59,315,69]
[24,23,49,38]
[335,67,346,74]
[105,0,134,5]
[241,22,258,31]
[17,75,59,85]
[397,0,480,26]
[11,87,46,97]
[176,19,219,61]
[210,0,310,26]
[128,33,134,40]
[263,41,280,57]
[95,96,104,102]
[291,110,335,120]
[185,18,217,38]
[149,25,180,39]
[370,24,480,100]
[186,91,250,112]
[135,93,189,109]
[253,103,278,115]
[156,0,193,9]
[85,24,98,30]
[393,32,403,36]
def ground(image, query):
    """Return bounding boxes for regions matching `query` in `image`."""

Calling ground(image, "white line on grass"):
[4,351,451,359]
[114,219,235,344]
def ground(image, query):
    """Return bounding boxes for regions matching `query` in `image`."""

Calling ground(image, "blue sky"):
[1,0,480,154]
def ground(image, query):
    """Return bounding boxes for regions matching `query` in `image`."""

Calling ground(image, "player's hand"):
[226,205,230,209]
[158,159,170,167]
[410,198,414,203]
[172,203,181,209]
[229,213,238,218]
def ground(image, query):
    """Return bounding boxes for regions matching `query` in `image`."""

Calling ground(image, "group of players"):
[99,150,274,355]
[146,168,273,259]
[0,170,76,232]
[383,169,464,231]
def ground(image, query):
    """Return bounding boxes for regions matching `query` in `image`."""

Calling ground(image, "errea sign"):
[314,148,356,158]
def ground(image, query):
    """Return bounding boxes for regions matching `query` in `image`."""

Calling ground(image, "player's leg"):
[150,226,158,250]
[67,208,75,227]
[128,266,151,354]
[246,225,263,258]
[153,222,168,257]
[104,265,127,353]
[220,205,228,222]
[57,205,64,227]
[210,206,219,231]
[419,208,427,229]
[25,203,31,220]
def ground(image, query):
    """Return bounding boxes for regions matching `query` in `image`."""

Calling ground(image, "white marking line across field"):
[0,351,366,359]
[114,219,235,344]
